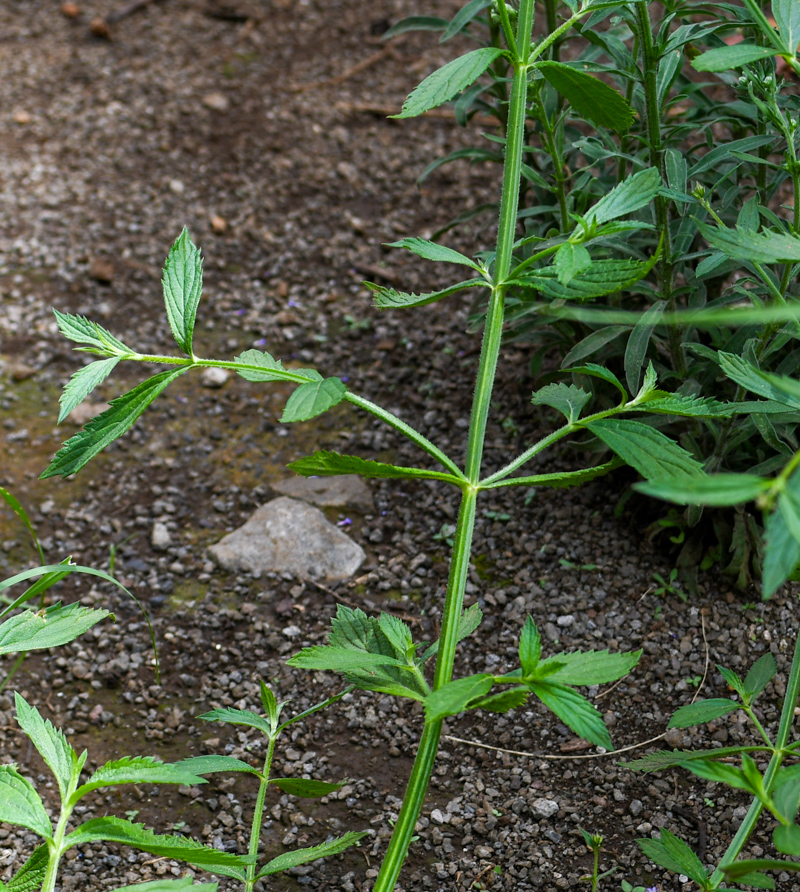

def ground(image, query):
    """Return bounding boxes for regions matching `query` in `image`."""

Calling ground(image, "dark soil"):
[0,2,798,891]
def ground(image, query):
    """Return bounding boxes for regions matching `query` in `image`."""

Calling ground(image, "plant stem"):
[0,651,26,693]
[244,735,277,892]
[41,806,72,892]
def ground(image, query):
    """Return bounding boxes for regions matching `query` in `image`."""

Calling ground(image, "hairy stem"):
[244,735,277,892]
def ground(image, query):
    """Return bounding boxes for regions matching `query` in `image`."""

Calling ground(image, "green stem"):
[41,807,72,892]
[0,651,26,693]
[244,736,277,892]
[536,96,570,231]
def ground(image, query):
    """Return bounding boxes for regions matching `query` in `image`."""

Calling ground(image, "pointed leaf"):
[381,15,448,39]
[586,168,662,225]
[269,778,344,798]
[625,302,665,395]
[440,0,491,41]
[386,237,481,271]
[469,686,530,713]
[420,603,483,663]
[0,765,51,838]
[0,602,111,654]
[681,758,757,794]
[631,392,733,417]
[774,824,800,856]
[287,646,406,673]
[518,255,659,300]
[162,229,203,356]
[535,61,634,131]
[0,486,42,562]
[73,757,208,802]
[538,649,641,686]
[260,682,279,725]
[15,693,76,803]
[281,378,346,423]
[668,698,740,728]
[744,653,777,697]
[175,755,261,776]
[626,746,763,773]
[560,327,630,370]
[774,776,800,825]
[774,0,800,53]
[764,474,800,597]
[554,243,591,286]
[197,707,273,736]
[587,418,704,480]
[366,278,483,310]
[110,880,218,892]
[720,353,800,410]
[530,681,612,749]
[532,382,591,423]
[724,859,800,879]
[41,369,187,478]
[288,450,460,484]
[53,310,132,355]
[257,832,368,878]
[58,358,121,424]
[636,473,771,506]
[424,674,494,722]
[5,845,48,892]
[234,349,321,384]
[393,48,506,118]
[697,220,800,264]
[519,616,541,677]
[638,829,709,885]
[486,460,623,491]
[693,43,783,71]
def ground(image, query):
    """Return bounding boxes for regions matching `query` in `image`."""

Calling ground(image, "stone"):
[532,798,559,818]
[89,257,115,283]
[208,497,366,581]
[203,92,229,112]
[151,522,172,551]
[200,367,229,388]
[271,475,373,511]
[67,401,110,426]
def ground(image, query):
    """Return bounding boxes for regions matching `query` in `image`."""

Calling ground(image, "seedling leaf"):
[53,310,132,355]
[723,859,800,880]
[764,469,800,597]
[281,377,347,423]
[256,831,368,878]
[176,756,261,776]
[0,487,42,563]
[58,357,121,424]
[469,686,529,713]
[162,228,203,356]
[636,473,771,506]
[485,460,623,490]
[287,646,406,673]
[535,61,634,131]
[366,278,484,310]
[692,44,783,71]
[197,707,273,736]
[518,255,659,300]
[419,603,483,663]
[744,653,777,697]
[0,602,111,654]
[109,880,219,892]
[625,746,763,773]
[553,243,591,286]
[234,349,321,383]
[0,765,52,838]
[386,237,482,271]
[720,353,800,410]
[697,220,800,263]
[587,418,704,480]
[73,757,208,802]
[288,450,461,484]
[668,698,740,728]
[270,778,344,798]
[530,681,612,749]
[538,649,641,685]
[424,674,494,722]
[15,693,76,803]
[519,616,541,676]
[638,828,709,885]
[532,382,591,423]
[625,302,665,395]
[773,0,800,55]
[585,168,662,224]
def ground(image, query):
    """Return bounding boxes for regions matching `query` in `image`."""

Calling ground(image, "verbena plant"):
[387,0,800,591]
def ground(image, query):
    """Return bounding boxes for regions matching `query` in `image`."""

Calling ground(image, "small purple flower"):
[337,517,352,527]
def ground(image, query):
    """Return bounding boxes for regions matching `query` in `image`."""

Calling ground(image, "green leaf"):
[281,378,347,423]
[386,237,481,271]
[519,616,541,676]
[631,392,733,417]
[535,61,634,132]
[744,653,777,697]
[15,693,76,803]
[774,775,800,824]
[162,228,203,356]
[724,859,800,880]
[5,845,49,892]
[440,0,491,42]
[668,698,740,728]
[234,349,321,384]
[764,467,800,597]
[774,823,800,856]
[774,0,800,53]
[518,255,658,300]
[269,778,344,798]
[720,353,800,410]
[420,603,483,663]
[585,168,662,225]
[53,310,132,356]
[424,674,494,722]
[287,450,461,484]
[538,649,641,685]
[681,758,759,794]
[58,357,121,424]
[692,43,783,71]
[0,486,42,562]
[638,829,709,885]
[553,243,591,286]
[625,302,665,395]
[636,473,771,506]
[381,15,448,39]
[719,665,747,699]
[260,681,279,726]
[626,746,762,773]
[697,219,800,264]
[288,647,406,674]
[587,418,704,480]
[175,755,262,776]
[530,681,612,749]
[197,707,273,736]
[565,363,628,401]
[532,382,591,423]
[366,278,483,310]
[109,880,219,892]
[73,757,208,802]
[0,602,111,655]
[256,832,368,878]
[485,460,623,491]
[560,327,630,370]
[41,369,187,478]
[393,48,506,118]
[0,765,51,838]
[469,686,530,713]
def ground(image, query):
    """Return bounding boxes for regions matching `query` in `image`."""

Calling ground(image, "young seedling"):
[578,828,617,891]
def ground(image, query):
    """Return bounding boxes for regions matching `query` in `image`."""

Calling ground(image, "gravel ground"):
[1,2,799,891]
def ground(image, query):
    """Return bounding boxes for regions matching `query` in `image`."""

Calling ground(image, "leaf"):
[420,603,483,662]
[553,243,591,286]
[440,0,491,42]
[424,674,494,722]
[73,757,208,802]
[175,756,262,777]
[625,302,665,395]
[53,310,132,356]
[15,693,76,803]
[744,653,777,697]
[668,698,741,728]
[234,349,321,384]
[565,363,627,400]
[269,778,344,798]
[720,353,800,410]
[764,466,800,597]
[680,758,758,794]
[58,357,121,424]
[393,48,506,118]
[0,602,111,654]
[5,845,48,892]
[774,776,800,824]
[587,418,704,480]
[774,0,800,52]
[110,880,219,892]
[281,378,346,423]
[518,255,658,300]
[538,649,641,686]
[774,824,800,856]
[366,278,484,310]
[287,450,460,484]
[560,327,630,369]
[532,382,591,423]
[535,61,634,132]
[585,168,662,225]
[260,682,279,725]
[196,707,273,736]
[0,765,51,838]
[485,460,622,491]
[697,220,800,264]
[723,859,800,880]
[530,681,612,749]
[381,15,448,39]
[256,832,368,878]
[638,829,709,885]
[469,686,530,713]
[0,486,42,562]
[162,228,203,356]
[518,616,541,676]
[631,392,733,417]
[636,473,771,507]
[625,746,761,773]
[287,647,406,673]
[41,369,187,478]
[386,237,481,271]
[692,43,783,71]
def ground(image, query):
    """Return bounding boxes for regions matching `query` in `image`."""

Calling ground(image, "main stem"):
[244,735,277,891]
[370,1,535,887]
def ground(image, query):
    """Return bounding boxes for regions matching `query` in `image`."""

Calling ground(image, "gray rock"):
[208,497,366,581]
[200,367,230,388]
[151,522,172,551]
[271,475,373,511]
[532,798,559,818]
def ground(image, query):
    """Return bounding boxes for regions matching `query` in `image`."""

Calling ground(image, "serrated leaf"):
[366,278,483,310]
[681,758,758,794]
[585,168,661,225]
[393,48,505,118]
[256,831,368,878]
[774,0,800,53]
[692,43,783,71]
[162,229,203,356]
[270,778,344,798]
[53,310,131,355]
[631,392,733,417]
[377,612,414,660]
[560,327,630,370]
[73,757,208,802]
[197,707,273,736]
[638,829,709,885]
[110,879,219,892]
[668,698,740,728]
[420,603,483,663]
[469,686,529,713]
[538,649,641,686]
[287,646,406,673]
[518,255,658,300]
[175,755,262,776]
[64,817,254,873]
[41,369,187,478]
[234,349,320,383]
[0,765,51,838]
[530,681,612,749]
[587,418,704,480]
[635,473,771,506]
[719,665,747,699]
[720,353,800,410]
[0,602,111,654]
[697,220,800,264]
[535,61,634,132]
[381,15,448,39]
[260,682,279,725]
[565,363,628,400]
[532,382,591,424]
[486,460,623,491]
[519,616,541,676]
[58,357,121,424]
[287,450,460,484]
[5,844,48,892]
[744,653,777,697]
[386,237,481,271]
[625,303,665,395]
[424,674,494,722]
[554,243,591,286]
[281,378,346,423]
[440,0,491,42]
[15,693,76,803]
[625,746,760,773]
